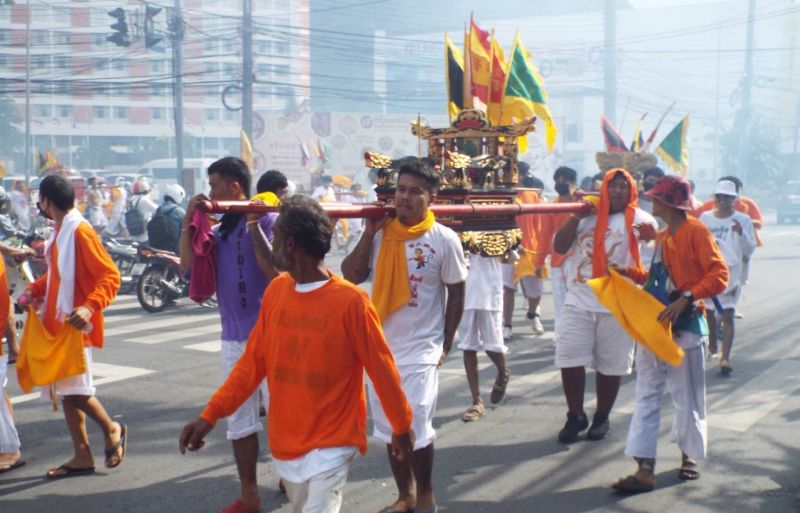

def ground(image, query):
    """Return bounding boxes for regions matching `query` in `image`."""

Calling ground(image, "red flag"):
[601,115,628,153]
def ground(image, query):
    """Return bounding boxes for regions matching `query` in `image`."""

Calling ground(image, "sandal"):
[105,423,127,468]
[490,368,510,404]
[720,360,733,377]
[461,403,485,422]
[0,459,25,474]
[45,464,95,480]
[612,474,654,493]
[679,459,700,480]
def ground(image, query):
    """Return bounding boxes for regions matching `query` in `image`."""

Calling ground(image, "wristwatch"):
[682,290,694,303]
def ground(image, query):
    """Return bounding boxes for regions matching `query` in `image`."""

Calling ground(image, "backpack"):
[124,197,146,236]
[147,203,181,253]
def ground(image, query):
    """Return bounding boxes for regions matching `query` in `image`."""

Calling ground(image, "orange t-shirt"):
[201,272,413,461]
[536,195,578,269]
[515,189,543,253]
[658,216,728,307]
[28,222,121,348]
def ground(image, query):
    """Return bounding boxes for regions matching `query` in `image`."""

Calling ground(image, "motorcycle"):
[104,237,144,294]
[135,246,189,313]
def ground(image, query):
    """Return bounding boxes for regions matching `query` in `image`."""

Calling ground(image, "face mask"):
[643,182,655,192]
[555,183,571,196]
[38,203,52,220]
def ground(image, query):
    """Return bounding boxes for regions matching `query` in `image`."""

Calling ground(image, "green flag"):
[656,115,689,175]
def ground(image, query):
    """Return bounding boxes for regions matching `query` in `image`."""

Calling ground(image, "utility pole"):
[604,0,617,123]
[171,0,184,188]
[242,0,254,144]
[740,0,756,183]
[24,0,31,184]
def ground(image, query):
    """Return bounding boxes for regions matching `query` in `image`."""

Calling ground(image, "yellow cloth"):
[16,308,87,393]
[251,191,281,206]
[513,248,549,282]
[587,268,684,367]
[372,211,435,321]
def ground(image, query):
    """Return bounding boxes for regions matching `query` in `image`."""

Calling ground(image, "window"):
[34,105,52,117]
[257,85,271,99]
[93,106,109,120]
[204,138,220,150]
[223,109,238,122]
[54,56,70,70]
[55,82,71,95]
[150,83,170,96]
[113,58,128,72]
[0,54,7,70]
[32,55,50,70]
[223,38,236,53]
[204,85,218,98]
[275,40,289,55]
[56,105,72,118]
[204,62,219,74]
[114,106,129,120]
[93,33,107,47]
[223,62,237,75]
[204,39,219,52]
[92,83,108,95]
[0,30,10,45]
[91,9,109,27]
[204,109,219,122]
[256,63,272,79]
[30,6,51,23]
[32,30,50,45]
[257,40,271,54]
[151,107,166,121]
[55,32,71,45]
[274,64,289,78]
[112,85,129,97]
[53,7,71,24]
[277,85,291,97]
[93,58,109,71]
[150,60,166,73]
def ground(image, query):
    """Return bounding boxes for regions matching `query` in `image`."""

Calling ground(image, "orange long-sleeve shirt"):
[28,222,120,348]
[658,216,728,307]
[536,195,578,269]
[201,272,413,461]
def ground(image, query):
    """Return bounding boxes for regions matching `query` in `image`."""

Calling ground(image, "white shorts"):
[501,264,543,299]
[368,364,437,451]
[458,310,507,353]
[715,286,740,311]
[40,347,96,400]
[221,340,268,441]
[555,305,635,376]
[282,455,354,513]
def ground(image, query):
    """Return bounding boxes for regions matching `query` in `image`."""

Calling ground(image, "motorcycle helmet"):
[163,183,186,205]
[132,179,151,195]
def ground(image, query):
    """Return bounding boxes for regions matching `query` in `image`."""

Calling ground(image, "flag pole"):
[417,113,422,157]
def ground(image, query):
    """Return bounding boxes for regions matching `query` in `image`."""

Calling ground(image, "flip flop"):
[679,460,701,480]
[612,475,654,494]
[105,423,127,469]
[0,459,25,474]
[490,368,511,404]
[45,464,96,480]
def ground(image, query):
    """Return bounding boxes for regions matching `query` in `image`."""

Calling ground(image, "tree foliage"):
[0,95,24,159]
[721,109,786,192]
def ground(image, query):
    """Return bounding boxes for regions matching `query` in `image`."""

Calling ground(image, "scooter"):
[135,246,189,313]
[104,238,144,294]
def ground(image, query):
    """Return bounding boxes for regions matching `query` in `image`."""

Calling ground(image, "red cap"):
[645,175,693,211]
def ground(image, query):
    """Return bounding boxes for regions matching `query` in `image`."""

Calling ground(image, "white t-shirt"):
[9,190,30,231]
[371,222,468,366]
[563,208,658,313]
[311,185,336,202]
[699,210,755,291]
[464,254,503,312]
[129,194,159,242]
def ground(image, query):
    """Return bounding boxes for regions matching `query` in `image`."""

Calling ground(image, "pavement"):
[2,222,800,512]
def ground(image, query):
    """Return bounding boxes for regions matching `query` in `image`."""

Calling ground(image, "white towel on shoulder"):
[43,209,90,323]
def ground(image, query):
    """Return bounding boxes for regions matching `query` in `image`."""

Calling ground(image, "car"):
[777,181,800,224]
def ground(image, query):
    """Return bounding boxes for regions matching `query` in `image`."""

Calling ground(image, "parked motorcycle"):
[135,246,189,313]
[104,238,144,294]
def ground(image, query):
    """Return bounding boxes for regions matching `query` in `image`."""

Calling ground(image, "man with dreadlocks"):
[181,157,278,513]
[553,168,658,444]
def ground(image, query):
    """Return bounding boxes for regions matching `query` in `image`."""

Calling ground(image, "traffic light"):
[107,7,130,47]
[144,5,163,50]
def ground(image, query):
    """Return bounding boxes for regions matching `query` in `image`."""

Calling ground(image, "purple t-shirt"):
[212,214,277,341]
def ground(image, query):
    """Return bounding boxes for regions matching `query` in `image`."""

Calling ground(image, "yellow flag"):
[241,129,254,172]
[587,269,684,367]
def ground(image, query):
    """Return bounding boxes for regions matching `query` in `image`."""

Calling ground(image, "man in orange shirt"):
[180,195,414,513]
[614,175,728,493]
[19,175,124,479]
[537,166,579,337]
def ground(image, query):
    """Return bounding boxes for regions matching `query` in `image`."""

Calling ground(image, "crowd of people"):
[0,156,765,513]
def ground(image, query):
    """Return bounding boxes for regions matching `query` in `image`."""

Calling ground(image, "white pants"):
[551,267,567,337]
[283,457,353,513]
[458,310,507,354]
[501,264,544,299]
[369,364,437,451]
[624,341,707,461]
[0,358,21,454]
[221,340,268,440]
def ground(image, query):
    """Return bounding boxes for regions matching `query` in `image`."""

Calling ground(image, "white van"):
[136,158,215,199]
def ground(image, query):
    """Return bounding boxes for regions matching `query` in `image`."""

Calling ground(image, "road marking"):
[707,359,800,432]
[11,362,155,405]
[124,328,220,345]
[104,313,219,337]
[182,340,221,353]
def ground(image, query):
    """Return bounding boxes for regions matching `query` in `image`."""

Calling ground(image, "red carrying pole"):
[199,200,592,218]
